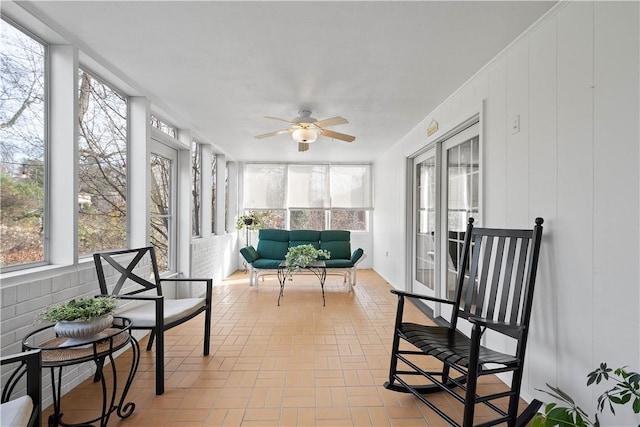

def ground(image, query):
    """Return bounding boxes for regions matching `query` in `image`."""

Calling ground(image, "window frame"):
[76,66,129,258]
[191,140,201,237]
[0,17,49,272]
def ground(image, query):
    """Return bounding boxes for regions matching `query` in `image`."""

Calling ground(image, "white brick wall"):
[1,233,239,408]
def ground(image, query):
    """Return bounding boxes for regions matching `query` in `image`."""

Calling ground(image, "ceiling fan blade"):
[319,129,356,143]
[264,116,295,125]
[298,142,310,152]
[255,129,293,139]
[313,116,348,128]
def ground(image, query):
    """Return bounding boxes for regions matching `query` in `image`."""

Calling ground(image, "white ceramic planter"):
[55,314,113,346]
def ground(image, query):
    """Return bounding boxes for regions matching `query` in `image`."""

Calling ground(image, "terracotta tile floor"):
[42,270,529,426]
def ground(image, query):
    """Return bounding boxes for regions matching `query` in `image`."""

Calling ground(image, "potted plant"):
[236,211,263,230]
[37,296,118,344]
[533,363,640,427]
[284,244,331,279]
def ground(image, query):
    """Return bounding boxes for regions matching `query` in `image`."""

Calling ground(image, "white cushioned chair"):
[93,246,212,395]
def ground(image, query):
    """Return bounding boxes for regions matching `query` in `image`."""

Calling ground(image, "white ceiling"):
[15,1,555,163]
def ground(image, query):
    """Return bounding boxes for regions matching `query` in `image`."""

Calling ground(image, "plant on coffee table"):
[284,244,330,279]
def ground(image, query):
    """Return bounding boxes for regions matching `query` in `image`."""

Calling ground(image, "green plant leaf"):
[632,397,640,413]
[546,384,577,405]
[610,396,624,405]
[546,407,581,427]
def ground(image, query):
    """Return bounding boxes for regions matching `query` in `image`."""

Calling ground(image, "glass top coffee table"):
[277,260,327,306]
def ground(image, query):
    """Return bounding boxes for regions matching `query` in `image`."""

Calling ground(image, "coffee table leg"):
[277,267,286,306]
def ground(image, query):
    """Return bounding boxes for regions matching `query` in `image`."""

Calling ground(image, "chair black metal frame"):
[1,349,42,427]
[94,246,212,395]
[384,217,544,427]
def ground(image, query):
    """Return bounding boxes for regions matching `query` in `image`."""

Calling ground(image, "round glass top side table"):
[23,316,140,427]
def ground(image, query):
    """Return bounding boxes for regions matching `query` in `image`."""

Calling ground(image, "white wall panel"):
[526,14,558,397]
[591,5,640,424]
[506,40,530,227]
[373,140,407,287]
[484,57,508,226]
[555,1,594,406]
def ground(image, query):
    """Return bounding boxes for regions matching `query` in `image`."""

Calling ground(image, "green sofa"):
[240,229,366,290]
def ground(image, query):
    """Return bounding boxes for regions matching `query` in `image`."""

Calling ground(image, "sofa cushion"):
[119,298,206,328]
[324,259,354,268]
[351,248,364,264]
[257,229,290,260]
[253,258,283,269]
[320,230,351,259]
[259,229,290,242]
[320,230,350,242]
[1,396,33,427]
[240,246,260,263]
[289,230,320,249]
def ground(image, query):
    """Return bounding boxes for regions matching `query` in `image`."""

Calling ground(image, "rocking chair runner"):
[94,247,212,395]
[384,217,544,427]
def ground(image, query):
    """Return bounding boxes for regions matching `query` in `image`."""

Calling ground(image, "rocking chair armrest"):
[390,289,456,305]
[468,317,525,336]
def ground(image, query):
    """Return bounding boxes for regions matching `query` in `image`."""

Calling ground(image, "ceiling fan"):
[255,110,356,152]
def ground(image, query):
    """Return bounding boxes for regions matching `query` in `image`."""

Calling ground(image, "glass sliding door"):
[440,123,480,319]
[412,149,437,299]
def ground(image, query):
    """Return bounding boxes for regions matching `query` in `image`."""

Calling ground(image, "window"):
[211,154,216,233]
[0,19,46,269]
[329,165,371,231]
[150,150,174,273]
[191,140,201,237]
[243,163,287,229]
[242,163,372,230]
[149,115,177,138]
[77,69,127,256]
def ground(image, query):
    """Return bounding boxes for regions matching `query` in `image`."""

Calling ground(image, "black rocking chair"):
[94,246,213,395]
[384,217,544,427]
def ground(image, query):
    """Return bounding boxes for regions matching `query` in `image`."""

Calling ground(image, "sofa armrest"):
[351,248,365,264]
[240,246,260,263]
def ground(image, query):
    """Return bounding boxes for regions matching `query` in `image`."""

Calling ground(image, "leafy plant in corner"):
[284,244,330,279]
[235,211,263,230]
[37,297,118,323]
[532,363,640,427]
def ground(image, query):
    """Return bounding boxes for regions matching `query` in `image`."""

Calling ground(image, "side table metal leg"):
[116,335,140,419]
[49,367,63,427]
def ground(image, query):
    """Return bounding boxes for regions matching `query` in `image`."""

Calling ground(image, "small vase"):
[55,314,113,346]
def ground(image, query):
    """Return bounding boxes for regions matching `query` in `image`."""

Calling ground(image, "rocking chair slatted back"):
[454,225,539,339]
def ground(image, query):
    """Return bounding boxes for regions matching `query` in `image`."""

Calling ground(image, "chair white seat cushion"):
[1,396,34,427]
[118,298,206,328]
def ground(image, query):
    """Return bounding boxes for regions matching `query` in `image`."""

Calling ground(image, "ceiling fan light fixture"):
[292,127,318,143]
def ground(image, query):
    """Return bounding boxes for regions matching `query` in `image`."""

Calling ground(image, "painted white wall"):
[373,2,640,425]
